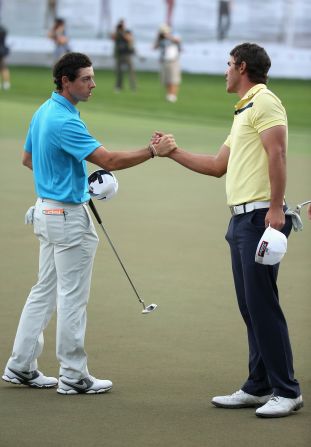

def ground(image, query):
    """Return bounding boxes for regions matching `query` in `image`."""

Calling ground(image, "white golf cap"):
[159,23,171,34]
[255,225,287,265]
[88,169,118,201]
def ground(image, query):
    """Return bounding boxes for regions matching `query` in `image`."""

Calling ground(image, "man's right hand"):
[150,131,164,145]
[153,134,177,157]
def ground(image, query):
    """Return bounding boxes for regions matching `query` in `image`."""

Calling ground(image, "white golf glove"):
[24,205,35,225]
[285,208,303,232]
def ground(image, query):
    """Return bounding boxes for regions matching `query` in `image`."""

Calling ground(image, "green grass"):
[2,66,311,128]
[1,67,310,159]
[0,67,310,447]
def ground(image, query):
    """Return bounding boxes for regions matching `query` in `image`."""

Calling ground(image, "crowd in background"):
[1,10,183,102]
[41,0,232,100]
[110,19,182,102]
[0,23,10,90]
[0,0,236,99]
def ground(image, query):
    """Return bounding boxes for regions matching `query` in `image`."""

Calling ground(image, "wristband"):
[148,144,158,158]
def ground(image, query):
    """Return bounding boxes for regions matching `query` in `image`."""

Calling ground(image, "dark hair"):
[53,52,92,91]
[230,43,271,84]
[116,19,125,31]
[55,18,65,27]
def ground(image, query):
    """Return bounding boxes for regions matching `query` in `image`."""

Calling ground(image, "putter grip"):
[89,199,102,224]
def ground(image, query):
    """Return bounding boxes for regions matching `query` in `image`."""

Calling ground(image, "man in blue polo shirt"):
[25,90,101,204]
[2,52,176,395]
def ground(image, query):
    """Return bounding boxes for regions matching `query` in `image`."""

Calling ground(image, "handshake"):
[148,131,177,158]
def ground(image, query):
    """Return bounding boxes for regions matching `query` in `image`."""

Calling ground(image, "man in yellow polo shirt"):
[164,42,303,418]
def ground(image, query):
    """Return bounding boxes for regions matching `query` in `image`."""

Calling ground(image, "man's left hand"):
[154,134,177,157]
[265,207,285,230]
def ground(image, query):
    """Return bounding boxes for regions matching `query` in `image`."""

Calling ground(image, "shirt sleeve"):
[60,118,102,162]
[251,92,287,134]
[223,134,231,149]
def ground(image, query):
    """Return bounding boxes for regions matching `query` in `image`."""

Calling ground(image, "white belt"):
[229,201,270,216]
[39,198,85,207]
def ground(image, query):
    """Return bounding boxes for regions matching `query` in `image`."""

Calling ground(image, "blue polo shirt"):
[24,92,101,203]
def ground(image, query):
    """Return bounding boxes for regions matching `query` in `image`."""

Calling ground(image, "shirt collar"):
[234,84,267,111]
[51,91,79,115]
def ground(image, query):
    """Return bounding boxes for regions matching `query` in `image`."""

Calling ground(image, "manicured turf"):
[0,68,310,447]
[3,66,311,128]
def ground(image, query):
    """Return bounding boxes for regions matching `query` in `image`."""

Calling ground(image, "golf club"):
[88,199,157,315]
[295,200,311,213]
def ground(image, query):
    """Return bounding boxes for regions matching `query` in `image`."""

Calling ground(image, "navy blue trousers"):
[225,209,300,398]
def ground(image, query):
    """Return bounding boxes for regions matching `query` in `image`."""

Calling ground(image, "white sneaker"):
[2,81,10,90]
[57,375,113,395]
[2,366,58,388]
[256,395,303,418]
[166,94,177,103]
[212,389,272,408]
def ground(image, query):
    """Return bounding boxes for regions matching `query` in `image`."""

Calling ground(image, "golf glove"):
[24,205,35,225]
[285,208,303,232]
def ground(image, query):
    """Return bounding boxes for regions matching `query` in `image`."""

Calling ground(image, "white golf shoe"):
[2,366,58,388]
[212,389,272,408]
[57,375,113,395]
[166,94,177,102]
[256,395,303,418]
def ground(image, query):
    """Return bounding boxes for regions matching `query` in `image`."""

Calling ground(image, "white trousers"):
[7,198,99,379]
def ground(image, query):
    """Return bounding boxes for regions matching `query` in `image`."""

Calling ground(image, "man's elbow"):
[213,165,227,178]
[22,154,32,170]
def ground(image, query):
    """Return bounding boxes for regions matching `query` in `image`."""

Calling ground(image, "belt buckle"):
[230,204,247,216]
[230,205,237,216]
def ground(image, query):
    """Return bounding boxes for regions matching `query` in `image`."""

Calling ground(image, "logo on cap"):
[257,240,269,257]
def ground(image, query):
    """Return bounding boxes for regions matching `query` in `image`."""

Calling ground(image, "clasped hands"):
[149,131,177,157]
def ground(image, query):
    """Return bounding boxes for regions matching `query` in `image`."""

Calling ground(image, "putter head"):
[142,304,158,314]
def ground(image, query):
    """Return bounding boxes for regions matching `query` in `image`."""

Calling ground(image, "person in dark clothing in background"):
[111,19,136,92]
[0,24,11,90]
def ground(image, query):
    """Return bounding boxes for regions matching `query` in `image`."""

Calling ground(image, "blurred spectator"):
[0,24,11,90]
[111,19,136,92]
[165,0,175,27]
[307,203,311,220]
[45,0,57,28]
[97,0,112,38]
[217,0,232,41]
[48,18,71,62]
[154,24,181,102]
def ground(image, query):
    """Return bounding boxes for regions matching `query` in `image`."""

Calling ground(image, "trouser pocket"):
[34,200,66,243]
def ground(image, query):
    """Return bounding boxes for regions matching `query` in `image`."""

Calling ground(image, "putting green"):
[0,70,310,447]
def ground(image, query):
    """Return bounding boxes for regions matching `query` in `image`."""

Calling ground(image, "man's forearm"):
[264,150,287,229]
[260,125,287,228]
[268,150,286,208]
[169,146,229,178]
[87,135,177,171]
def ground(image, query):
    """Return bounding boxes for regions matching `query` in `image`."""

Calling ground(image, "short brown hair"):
[230,43,271,84]
[53,52,92,91]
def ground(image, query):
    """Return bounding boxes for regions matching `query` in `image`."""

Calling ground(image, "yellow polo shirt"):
[225,84,287,206]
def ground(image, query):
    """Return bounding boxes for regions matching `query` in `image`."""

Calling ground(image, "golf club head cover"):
[88,169,118,200]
